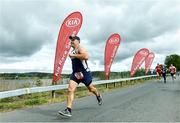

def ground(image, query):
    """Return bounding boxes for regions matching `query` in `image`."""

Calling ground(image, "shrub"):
[35,79,43,86]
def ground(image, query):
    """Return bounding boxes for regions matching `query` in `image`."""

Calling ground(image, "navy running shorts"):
[171,73,175,77]
[70,71,92,87]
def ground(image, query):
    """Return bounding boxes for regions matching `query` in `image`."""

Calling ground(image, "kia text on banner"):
[145,52,155,74]
[104,34,121,80]
[53,12,83,83]
[130,48,149,77]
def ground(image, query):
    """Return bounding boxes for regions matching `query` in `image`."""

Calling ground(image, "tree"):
[164,54,180,71]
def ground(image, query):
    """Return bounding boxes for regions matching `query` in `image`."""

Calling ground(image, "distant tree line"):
[0,72,69,80]
[92,71,131,80]
[92,69,149,80]
[1,70,150,80]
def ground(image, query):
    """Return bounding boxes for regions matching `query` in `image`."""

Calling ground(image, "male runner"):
[58,35,102,117]
[161,65,167,83]
[155,63,162,80]
[169,64,176,80]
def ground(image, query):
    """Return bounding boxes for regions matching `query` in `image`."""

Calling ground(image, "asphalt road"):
[0,76,180,122]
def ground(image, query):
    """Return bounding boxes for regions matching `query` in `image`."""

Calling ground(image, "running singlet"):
[70,49,92,86]
[71,49,89,72]
[156,65,161,73]
[162,66,167,73]
[169,66,176,73]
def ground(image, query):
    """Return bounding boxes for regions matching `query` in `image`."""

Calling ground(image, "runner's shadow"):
[73,106,97,111]
[23,107,72,121]
[57,114,72,121]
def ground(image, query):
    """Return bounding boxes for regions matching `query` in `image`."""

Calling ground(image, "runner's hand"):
[69,54,75,59]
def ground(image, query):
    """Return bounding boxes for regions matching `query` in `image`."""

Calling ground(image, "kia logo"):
[139,50,148,56]
[109,38,119,44]
[148,54,154,58]
[66,18,80,27]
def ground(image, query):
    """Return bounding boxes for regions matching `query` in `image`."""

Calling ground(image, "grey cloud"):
[2,0,179,57]
[0,56,27,63]
[81,0,180,45]
[80,0,180,67]
[0,0,180,72]
[0,0,69,57]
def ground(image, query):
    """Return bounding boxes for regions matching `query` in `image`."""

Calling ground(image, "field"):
[0,71,135,91]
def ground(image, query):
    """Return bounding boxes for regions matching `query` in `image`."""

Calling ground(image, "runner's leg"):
[87,83,99,96]
[87,83,102,105]
[58,80,78,117]
[67,80,78,109]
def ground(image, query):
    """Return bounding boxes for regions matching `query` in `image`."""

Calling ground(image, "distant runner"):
[58,35,102,117]
[161,65,167,83]
[169,64,176,81]
[155,63,162,80]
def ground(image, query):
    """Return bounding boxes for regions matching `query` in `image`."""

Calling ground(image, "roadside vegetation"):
[0,75,156,112]
[165,54,180,71]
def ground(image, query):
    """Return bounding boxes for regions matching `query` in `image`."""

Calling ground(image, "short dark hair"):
[69,35,80,41]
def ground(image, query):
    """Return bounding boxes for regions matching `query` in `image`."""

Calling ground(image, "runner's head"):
[69,35,80,48]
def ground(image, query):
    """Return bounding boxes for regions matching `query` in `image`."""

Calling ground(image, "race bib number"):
[74,72,84,80]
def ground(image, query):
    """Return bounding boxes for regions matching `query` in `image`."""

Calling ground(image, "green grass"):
[24,98,48,105]
[0,77,156,112]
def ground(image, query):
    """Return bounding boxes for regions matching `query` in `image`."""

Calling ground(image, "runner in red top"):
[155,63,162,80]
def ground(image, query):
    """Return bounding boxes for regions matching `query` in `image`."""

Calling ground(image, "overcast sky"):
[0,0,180,73]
